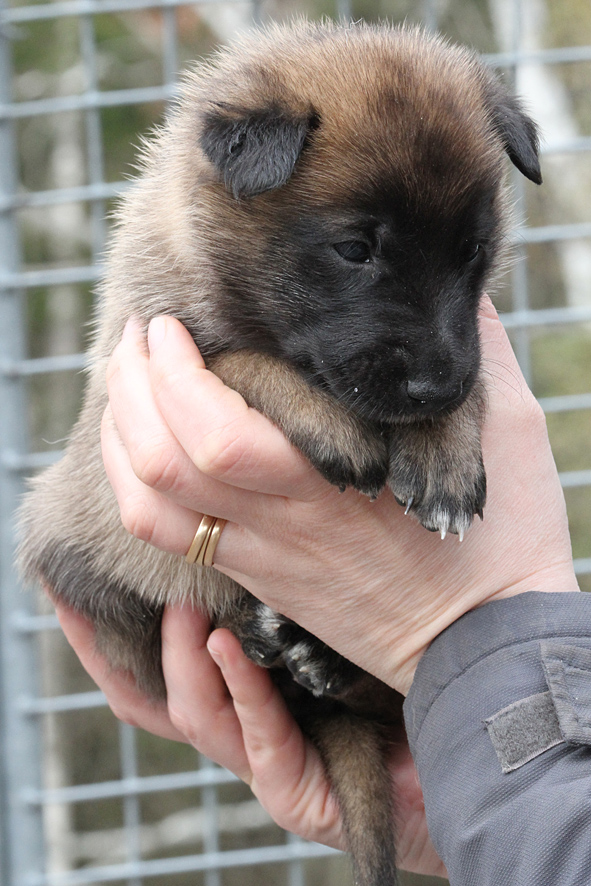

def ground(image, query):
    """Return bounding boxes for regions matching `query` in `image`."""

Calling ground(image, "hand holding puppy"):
[54,296,577,879]
[100,299,578,694]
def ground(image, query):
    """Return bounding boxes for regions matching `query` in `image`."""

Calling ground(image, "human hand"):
[101,297,578,696]
[53,600,446,878]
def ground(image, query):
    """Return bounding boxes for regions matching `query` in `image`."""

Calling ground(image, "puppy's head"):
[193,23,540,424]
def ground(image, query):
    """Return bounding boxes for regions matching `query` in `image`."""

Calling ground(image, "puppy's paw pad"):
[241,636,282,666]
[284,635,358,698]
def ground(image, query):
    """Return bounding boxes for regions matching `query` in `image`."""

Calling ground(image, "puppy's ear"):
[485,82,542,184]
[200,104,315,198]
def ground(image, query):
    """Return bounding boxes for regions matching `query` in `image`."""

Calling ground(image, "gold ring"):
[201,517,226,567]
[185,514,226,567]
[185,514,216,564]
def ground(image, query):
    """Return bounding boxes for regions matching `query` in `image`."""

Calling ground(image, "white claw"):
[440,528,447,541]
[404,497,414,515]
[458,528,465,543]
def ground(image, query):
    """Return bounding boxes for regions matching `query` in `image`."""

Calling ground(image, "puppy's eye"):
[334,241,372,263]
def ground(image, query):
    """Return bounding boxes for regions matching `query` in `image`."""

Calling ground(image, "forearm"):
[404,590,591,886]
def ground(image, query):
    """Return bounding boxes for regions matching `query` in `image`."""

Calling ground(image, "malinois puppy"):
[19,21,541,886]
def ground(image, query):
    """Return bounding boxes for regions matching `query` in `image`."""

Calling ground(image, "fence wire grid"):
[1,0,590,884]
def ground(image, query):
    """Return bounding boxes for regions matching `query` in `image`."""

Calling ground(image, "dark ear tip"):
[521,150,543,185]
[507,149,542,185]
[518,164,543,185]
[524,165,543,186]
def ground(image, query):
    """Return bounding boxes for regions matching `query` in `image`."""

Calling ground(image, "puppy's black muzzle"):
[313,342,477,424]
[405,375,465,412]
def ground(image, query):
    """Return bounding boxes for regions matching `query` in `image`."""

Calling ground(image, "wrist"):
[385,562,579,696]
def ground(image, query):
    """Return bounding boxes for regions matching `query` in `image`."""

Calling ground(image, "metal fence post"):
[0,7,46,885]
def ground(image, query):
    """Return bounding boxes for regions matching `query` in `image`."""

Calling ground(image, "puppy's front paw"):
[389,431,486,538]
[391,457,486,538]
[289,420,390,498]
[389,389,487,538]
[301,438,389,498]
[208,350,390,498]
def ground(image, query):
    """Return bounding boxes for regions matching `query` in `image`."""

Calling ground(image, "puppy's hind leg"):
[221,593,399,884]
[40,542,167,700]
[219,593,364,698]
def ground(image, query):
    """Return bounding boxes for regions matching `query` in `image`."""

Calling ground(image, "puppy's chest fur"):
[18,21,541,886]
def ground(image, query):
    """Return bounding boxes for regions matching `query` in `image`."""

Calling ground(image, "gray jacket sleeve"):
[403,591,591,886]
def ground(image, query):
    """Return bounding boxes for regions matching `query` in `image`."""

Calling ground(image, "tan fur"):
[209,350,390,483]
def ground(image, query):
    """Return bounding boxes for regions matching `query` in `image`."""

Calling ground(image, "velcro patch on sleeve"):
[486,642,591,773]
[485,690,564,774]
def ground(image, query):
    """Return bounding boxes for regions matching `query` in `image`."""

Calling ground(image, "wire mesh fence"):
[1,0,590,884]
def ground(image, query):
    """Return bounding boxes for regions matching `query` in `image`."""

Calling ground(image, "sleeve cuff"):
[403,591,591,886]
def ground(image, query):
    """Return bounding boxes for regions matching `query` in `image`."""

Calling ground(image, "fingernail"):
[148,316,167,352]
[207,640,225,670]
[122,315,141,340]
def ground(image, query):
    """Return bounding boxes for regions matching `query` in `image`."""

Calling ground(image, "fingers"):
[54,602,186,743]
[106,320,258,521]
[101,404,204,555]
[56,596,344,849]
[104,317,265,556]
[103,318,258,517]
[206,629,343,847]
[108,315,325,505]
[106,320,200,504]
[104,315,332,557]
[146,316,324,501]
[208,633,439,861]
[102,398,271,573]
[161,609,251,780]
[54,598,253,776]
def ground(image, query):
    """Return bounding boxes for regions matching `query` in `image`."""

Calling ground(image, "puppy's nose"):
[406,377,463,409]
